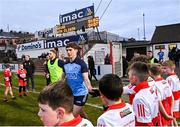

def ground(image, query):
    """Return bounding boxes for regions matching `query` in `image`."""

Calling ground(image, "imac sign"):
[44,33,87,49]
[60,5,94,24]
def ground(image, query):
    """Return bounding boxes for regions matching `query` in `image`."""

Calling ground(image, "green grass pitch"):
[0,73,179,126]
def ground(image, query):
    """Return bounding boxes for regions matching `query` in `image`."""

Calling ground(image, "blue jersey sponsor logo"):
[64,62,88,96]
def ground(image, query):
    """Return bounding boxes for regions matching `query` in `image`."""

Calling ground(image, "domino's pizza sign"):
[17,41,44,52]
[59,5,94,24]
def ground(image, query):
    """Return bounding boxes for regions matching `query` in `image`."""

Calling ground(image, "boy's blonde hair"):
[162,60,175,67]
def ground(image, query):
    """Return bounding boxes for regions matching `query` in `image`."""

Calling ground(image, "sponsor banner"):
[17,41,44,52]
[44,33,87,49]
[56,17,99,34]
[37,28,53,36]
[0,64,18,72]
[59,5,94,25]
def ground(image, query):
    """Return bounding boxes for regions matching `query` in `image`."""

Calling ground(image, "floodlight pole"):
[143,13,146,40]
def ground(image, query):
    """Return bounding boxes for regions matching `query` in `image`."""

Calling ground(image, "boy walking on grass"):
[3,63,15,102]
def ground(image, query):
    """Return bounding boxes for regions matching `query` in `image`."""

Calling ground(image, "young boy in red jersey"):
[17,64,27,97]
[149,64,177,126]
[3,63,15,102]
[162,60,180,124]
[38,81,93,126]
[97,74,135,126]
[128,62,160,126]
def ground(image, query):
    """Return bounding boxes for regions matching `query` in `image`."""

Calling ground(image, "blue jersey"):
[64,57,88,96]
[158,51,164,60]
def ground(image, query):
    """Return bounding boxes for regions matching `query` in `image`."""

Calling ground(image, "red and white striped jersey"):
[155,77,173,125]
[123,77,155,104]
[133,81,159,126]
[166,73,180,118]
[60,115,93,127]
[97,102,135,127]
[123,83,136,95]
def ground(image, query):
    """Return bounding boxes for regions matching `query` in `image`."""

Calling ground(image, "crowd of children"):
[37,58,179,126]
[2,45,180,126]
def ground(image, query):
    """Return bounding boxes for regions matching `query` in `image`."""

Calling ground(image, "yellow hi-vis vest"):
[150,58,155,64]
[47,59,63,83]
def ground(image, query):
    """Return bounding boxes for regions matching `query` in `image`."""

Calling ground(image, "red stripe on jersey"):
[168,73,176,76]
[137,104,140,117]
[155,77,164,81]
[128,84,134,89]
[137,104,145,117]
[142,104,145,117]
[107,102,126,111]
[168,80,172,87]
[172,90,180,100]
[140,104,142,117]
[60,115,82,126]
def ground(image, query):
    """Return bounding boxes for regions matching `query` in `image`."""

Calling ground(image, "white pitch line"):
[85,103,103,109]
[0,83,103,109]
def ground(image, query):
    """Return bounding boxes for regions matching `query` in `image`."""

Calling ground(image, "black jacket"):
[23,60,35,75]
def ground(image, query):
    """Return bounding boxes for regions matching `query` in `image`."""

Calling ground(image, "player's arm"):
[123,83,135,94]
[159,101,174,120]
[81,60,93,92]
[83,72,93,92]
[170,95,178,126]
[156,87,173,120]
[58,59,65,81]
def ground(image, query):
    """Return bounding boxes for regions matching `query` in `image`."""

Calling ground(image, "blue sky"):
[0,0,179,40]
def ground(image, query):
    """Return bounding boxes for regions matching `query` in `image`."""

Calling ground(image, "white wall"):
[94,64,112,80]
[83,43,122,77]
[83,43,110,65]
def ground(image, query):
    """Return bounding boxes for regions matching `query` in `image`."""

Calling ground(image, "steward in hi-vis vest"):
[47,49,64,83]
[147,50,158,64]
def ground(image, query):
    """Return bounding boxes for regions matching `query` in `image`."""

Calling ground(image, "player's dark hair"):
[149,64,162,76]
[99,74,123,101]
[38,81,73,113]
